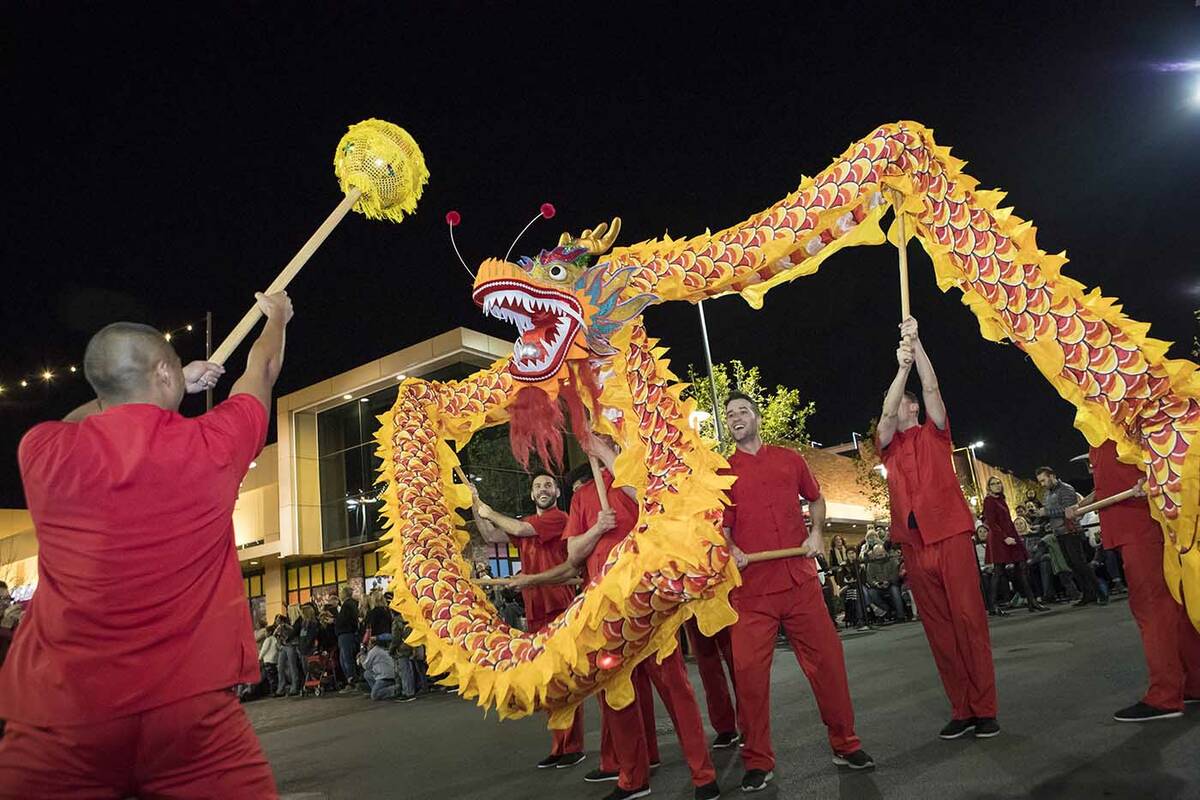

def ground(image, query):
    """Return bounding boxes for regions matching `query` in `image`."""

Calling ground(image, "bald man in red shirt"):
[0,292,293,799]
[510,439,720,800]
[722,392,874,793]
[470,472,585,769]
[877,317,998,741]
[1068,441,1200,721]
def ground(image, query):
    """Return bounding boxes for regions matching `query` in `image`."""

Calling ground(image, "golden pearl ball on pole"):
[334,119,429,223]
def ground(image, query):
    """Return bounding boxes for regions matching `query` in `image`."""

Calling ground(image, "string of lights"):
[0,318,210,398]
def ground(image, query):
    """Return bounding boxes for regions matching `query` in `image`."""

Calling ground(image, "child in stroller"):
[302,650,338,696]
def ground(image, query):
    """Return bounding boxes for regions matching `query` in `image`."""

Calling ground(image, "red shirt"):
[879,417,975,546]
[721,444,821,597]
[1090,441,1160,550]
[0,395,268,725]
[562,470,641,580]
[513,509,575,625]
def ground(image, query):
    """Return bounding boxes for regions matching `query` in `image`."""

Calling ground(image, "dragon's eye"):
[547,264,567,281]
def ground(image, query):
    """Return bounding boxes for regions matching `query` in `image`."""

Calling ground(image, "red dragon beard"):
[506,364,604,471]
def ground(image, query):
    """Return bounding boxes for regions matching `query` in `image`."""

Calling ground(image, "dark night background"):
[2,2,1198,506]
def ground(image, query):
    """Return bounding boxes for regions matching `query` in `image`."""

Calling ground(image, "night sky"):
[2,3,1198,506]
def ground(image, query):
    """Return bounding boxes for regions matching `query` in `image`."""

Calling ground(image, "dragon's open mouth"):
[473,279,585,382]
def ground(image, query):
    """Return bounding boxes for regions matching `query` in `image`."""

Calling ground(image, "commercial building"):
[0,327,1037,617]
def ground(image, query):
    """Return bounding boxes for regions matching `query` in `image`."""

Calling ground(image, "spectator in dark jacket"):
[273,614,301,697]
[363,590,393,638]
[335,587,361,692]
[1036,466,1101,606]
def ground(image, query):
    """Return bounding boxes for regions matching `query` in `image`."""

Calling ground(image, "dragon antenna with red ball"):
[444,210,475,280]
[504,203,556,262]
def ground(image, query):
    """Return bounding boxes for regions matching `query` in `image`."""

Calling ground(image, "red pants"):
[599,648,716,790]
[1120,540,1200,710]
[0,689,276,800]
[685,618,738,735]
[531,613,586,756]
[549,705,585,756]
[902,533,997,719]
[730,577,860,771]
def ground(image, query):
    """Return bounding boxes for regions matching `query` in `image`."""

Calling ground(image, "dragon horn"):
[558,217,622,255]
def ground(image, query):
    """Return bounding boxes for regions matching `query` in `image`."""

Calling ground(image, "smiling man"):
[470,472,585,770]
[722,391,874,792]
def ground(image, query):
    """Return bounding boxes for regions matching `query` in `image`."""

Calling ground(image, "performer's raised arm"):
[903,317,947,430]
[229,291,293,412]
[469,485,536,544]
[876,335,914,449]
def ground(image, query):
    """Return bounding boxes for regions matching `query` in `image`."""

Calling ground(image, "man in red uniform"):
[1068,441,1200,721]
[877,317,998,740]
[471,472,586,769]
[0,292,293,798]
[722,392,874,793]
[510,438,720,800]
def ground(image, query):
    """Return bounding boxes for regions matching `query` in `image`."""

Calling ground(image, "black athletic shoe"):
[1185,697,1200,705]
[649,760,661,769]
[740,769,773,792]
[1113,702,1183,722]
[939,718,976,739]
[585,769,620,783]
[712,731,742,749]
[603,785,651,800]
[536,754,561,769]
[1073,598,1095,608]
[973,717,1001,738]
[556,752,586,768]
[832,749,876,770]
[694,781,721,800]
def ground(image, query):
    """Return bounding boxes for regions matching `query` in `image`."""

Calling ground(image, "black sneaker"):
[694,781,721,800]
[938,718,976,739]
[1073,598,1094,608]
[712,731,742,749]
[585,769,620,783]
[973,717,1000,738]
[395,694,417,703]
[536,754,561,769]
[556,752,586,768]
[649,760,661,769]
[603,786,651,800]
[832,749,875,770]
[1113,702,1183,722]
[740,769,773,792]
[1185,697,1200,705]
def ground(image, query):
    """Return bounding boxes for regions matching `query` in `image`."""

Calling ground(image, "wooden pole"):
[744,545,817,564]
[1074,484,1143,516]
[892,190,911,323]
[453,465,471,486]
[588,455,610,512]
[210,187,364,365]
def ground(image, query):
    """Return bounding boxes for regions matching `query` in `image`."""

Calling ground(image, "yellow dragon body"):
[375,121,1200,724]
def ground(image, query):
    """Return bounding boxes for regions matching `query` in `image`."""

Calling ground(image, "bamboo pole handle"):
[453,465,471,486]
[1074,484,1143,516]
[744,546,817,564]
[589,455,611,512]
[210,187,364,365]
[476,577,509,587]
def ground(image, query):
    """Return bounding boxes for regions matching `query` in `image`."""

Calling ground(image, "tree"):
[853,422,891,519]
[683,360,815,455]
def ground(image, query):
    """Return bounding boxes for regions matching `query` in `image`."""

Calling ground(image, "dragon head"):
[472,218,656,386]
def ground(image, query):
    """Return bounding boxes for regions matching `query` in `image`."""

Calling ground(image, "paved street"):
[251,599,1199,800]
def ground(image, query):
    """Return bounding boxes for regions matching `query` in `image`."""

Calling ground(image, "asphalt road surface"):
[251,598,1199,800]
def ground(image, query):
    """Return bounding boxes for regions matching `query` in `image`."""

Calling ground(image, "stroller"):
[302,650,338,696]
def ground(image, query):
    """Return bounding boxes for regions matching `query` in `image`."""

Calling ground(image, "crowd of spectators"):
[244,586,450,704]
